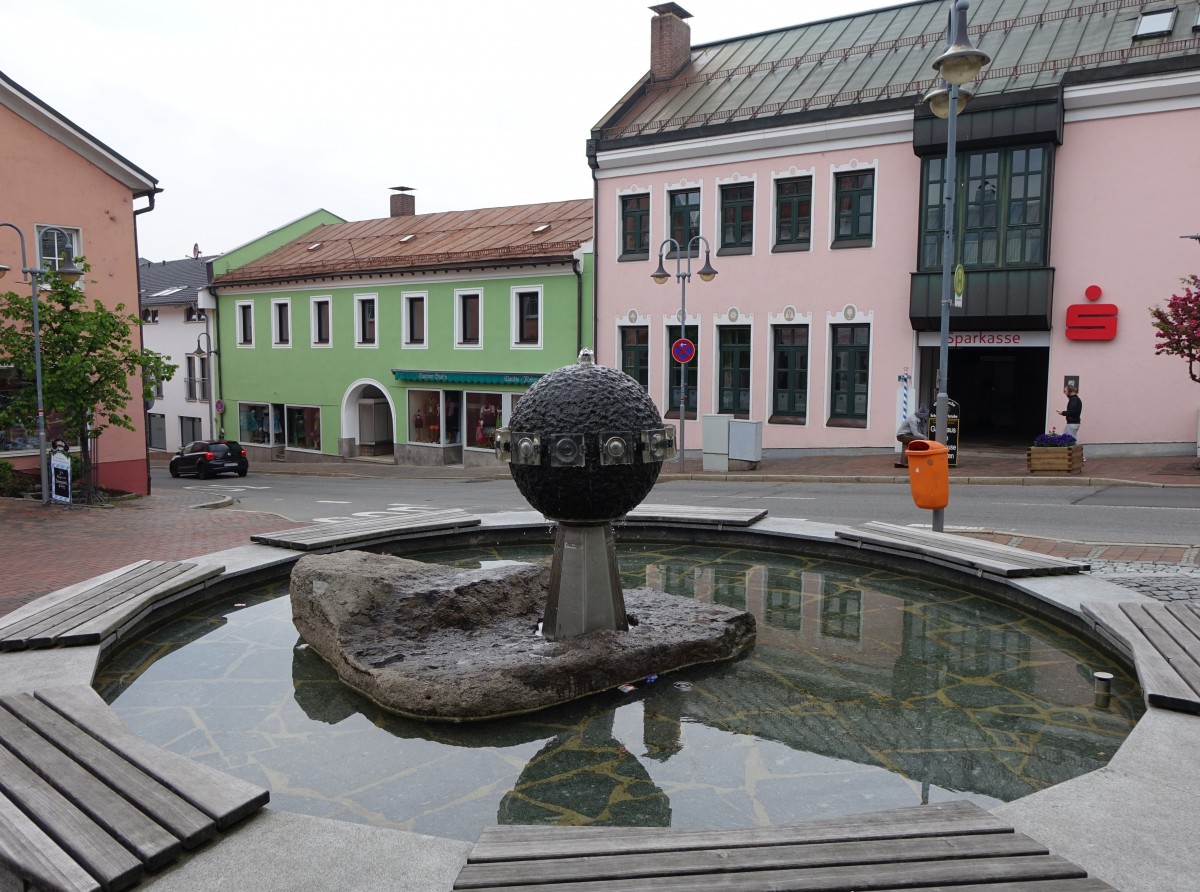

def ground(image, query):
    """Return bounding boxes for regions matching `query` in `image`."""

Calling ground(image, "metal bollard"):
[1093,671,1114,708]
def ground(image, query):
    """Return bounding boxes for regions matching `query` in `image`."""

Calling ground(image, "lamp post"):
[922,0,989,533]
[651,235,717,472]
[0,223,83,505]
[196,331,218,439]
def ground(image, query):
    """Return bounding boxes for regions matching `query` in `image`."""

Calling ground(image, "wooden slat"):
[1121,603,1200,708]
[872,881,1117,891]
[1,693,214,849]
[0,705,181,871]
[1083,602,1200,714]
[455,831,1046,888]
[454,854,1087,892]
[468,801,1008,862]
[0,744,143,892]
[624,505,768,527]
[0,789,101,892]
[252,508,481,550]
[856,523,1087,572]
[35,686,269,830]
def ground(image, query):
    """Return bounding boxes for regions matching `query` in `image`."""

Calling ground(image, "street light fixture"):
[0,222,83,505]
[923,0,989,533]
[651,235,717,472]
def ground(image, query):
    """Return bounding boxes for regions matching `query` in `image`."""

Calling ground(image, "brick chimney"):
[390,186,416,217]
[650,3,692,83]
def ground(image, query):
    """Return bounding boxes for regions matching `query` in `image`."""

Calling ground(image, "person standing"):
[1059,385,1082,439]
[895,404,929,468]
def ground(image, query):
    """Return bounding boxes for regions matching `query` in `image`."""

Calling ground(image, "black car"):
[169,440,249,479]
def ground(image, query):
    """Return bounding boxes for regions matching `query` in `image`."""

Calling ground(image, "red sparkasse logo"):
[1065,284,1117,341]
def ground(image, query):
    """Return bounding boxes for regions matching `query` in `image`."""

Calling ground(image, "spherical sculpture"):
[504,351,670,522]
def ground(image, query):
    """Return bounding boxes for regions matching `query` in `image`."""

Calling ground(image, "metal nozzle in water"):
[1094,671,1114,708]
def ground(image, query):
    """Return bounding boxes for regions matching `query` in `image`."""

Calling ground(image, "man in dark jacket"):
[1058,385,1082,439]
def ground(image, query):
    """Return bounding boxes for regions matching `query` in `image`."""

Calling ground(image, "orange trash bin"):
[905,439,949,510]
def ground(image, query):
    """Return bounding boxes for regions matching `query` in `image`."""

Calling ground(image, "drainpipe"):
[133,188,160,495]
[197,284,222,439]
[573,255,583,355]
[587,138,600,361]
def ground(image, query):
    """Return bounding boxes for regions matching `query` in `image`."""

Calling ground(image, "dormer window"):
[1134,7,1176,39]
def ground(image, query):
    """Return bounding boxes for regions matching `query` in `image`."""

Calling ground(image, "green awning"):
[392,369,543,386]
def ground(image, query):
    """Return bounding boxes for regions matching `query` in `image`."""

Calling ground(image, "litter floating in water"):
[233,603,246,608]
[645,675,658,683]
[673,681,692,691]
[618,684,637,693]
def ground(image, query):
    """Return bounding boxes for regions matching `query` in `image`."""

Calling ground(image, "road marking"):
[183,484,271,492]
[316,500,352,504]
[761,496,817,500]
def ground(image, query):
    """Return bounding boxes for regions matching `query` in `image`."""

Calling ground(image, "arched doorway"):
[340,381,396,459]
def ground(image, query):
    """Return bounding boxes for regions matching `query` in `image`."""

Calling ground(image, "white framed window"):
[185,305,207,323]
[272,298,291,347]
[36,225,81,274]
[185,354,210,401]
[311,296,332,347]
[355,294,378,347]
[140,308,158,324]
[455,289,482,348]
[235,301,254,347]
[403,292,427,347]
[511,286,542,348]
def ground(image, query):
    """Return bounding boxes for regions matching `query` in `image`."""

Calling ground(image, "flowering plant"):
[1033,432,1077,447]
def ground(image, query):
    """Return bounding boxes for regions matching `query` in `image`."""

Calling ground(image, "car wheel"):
[169,466,181,478]
[198,462,212,480]
[237,469,248,477]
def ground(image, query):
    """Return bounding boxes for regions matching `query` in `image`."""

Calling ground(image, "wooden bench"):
[1083,600,1200,714]
[623,504,767,528]
[453,799,1115,891]
[251,507,481,552]
[0,561,223,652]
[835,521,1089,578]
[0,685,268,892]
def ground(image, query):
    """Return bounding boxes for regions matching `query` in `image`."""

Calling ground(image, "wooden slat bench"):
[835,521,1089,578]
[0,685,268,892]
[1082,600,1200,714]
[251,507,482,551]
[623,504,767,528]
[0,561,223,652]
[453,800,1115,891]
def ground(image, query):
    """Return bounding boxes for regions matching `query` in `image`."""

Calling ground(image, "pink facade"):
[1,73,159,494]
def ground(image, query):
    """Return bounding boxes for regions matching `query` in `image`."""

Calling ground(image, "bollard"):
[1093,671,1114,708]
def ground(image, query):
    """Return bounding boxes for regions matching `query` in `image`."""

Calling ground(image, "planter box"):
[1027,444,1084,475]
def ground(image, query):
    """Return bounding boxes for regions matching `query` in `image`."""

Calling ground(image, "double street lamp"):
[0,223,84,505]
[922,0,990,532]
[652,235,718,472]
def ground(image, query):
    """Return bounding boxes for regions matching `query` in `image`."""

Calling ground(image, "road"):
[151,468,1200,546]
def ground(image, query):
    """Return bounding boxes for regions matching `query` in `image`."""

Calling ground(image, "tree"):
[1150,273,1200,384]
[0,264,177,500]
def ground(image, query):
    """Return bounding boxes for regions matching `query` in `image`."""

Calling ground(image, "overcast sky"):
[5,0,891,261]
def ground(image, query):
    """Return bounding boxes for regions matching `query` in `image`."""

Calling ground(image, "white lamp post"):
[0,223,84,505]
[651,235,717,472]
[922,0,989,532]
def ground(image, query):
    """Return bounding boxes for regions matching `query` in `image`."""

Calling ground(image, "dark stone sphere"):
[508,360,664,522]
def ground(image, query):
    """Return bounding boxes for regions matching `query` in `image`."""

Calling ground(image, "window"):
[833,171,874,247]
[140,308,158,324]
[356,295,377,346]
[512,288,541,347]
[239,403,273,444]
[620,194,650,259]
[285,406,321,451]
[153,378,164,400]
[273,299,291,347]
[919,146,1049,271]
[718,327,751,415]
[775,177,812,251]
[36,226,80,274]
[771,325,808,422]
[666,324,698,418]
[180,416,203,444]
[719,184,754,252]
[464,392,503,450]
[236,301,254,346]
[457,290,481,346]
[185,306,207,323]
[311,297,331,346]
[830,324,869,424]
[404,293,426,346]
[1135,8,1175,38]
[147,413,166,451]
[620,326,649,388]
[669,188,700,248]
[184,354,210,401]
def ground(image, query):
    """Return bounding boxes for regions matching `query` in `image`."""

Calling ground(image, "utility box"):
[728,420,762,470]
[702,414,731,472]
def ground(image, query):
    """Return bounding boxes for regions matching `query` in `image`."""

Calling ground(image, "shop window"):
[829,323,869,425]
[832,171,874,248]
[717,326,751,415]
[774,177,812,252]
[465,391,503,449]
[409,390,445,445]
[285,406,321,450]
[239,403,273,444]
[771,325,808,423]
[666,324,698,418]
[620,194,650,260]
[620,326,649,388]
[719,183,753,253]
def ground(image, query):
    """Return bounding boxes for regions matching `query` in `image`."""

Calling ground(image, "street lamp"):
[0,223,83,505]
[651,235,717,472]
[922,0,989,533]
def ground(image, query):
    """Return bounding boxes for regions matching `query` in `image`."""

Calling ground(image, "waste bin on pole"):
[905,439,949,510]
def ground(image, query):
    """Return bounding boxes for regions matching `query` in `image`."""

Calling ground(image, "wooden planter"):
[1026,444,1084,475]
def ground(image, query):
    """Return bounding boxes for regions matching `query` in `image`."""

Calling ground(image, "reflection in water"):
[94,544,1142,843]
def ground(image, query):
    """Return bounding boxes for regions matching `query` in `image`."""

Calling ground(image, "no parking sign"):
[671,338,696,364]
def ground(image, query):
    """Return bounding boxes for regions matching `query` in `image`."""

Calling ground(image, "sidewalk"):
[3,448,1197,617]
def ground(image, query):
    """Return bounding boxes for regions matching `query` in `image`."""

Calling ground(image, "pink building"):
[1,71,159,494]
[589,1,1200,460]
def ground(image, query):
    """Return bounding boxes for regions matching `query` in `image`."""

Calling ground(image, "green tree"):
[1150,273,1200,384]
[0,264,177,500]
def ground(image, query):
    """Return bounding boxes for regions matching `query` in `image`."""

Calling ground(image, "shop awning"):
[391,370,543,386]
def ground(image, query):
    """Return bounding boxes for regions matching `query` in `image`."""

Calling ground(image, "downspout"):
[587,138,600,362]
[133,187,160,495]
[573,255,583,355]
[199,279,222,440]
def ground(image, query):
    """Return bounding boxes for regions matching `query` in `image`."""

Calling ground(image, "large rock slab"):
[290,550,755,721]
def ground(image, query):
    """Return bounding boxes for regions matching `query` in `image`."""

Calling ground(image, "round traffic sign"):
[671,338,696,364]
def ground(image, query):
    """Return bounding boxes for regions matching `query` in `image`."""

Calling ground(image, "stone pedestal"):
[545,523,628,640]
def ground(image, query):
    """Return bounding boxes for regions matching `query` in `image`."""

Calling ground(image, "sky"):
[4,0,890,261]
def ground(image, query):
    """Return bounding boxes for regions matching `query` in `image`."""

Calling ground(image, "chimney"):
[650,3,692,83]
[390,186,416,217]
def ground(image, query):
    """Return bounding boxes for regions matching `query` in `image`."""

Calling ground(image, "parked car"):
[169,440,249,479]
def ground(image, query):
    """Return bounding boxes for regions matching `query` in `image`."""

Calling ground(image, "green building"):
[209,197,593,467]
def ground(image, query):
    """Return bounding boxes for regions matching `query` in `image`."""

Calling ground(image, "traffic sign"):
[953,264,965,308]
[671,338,696,364]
